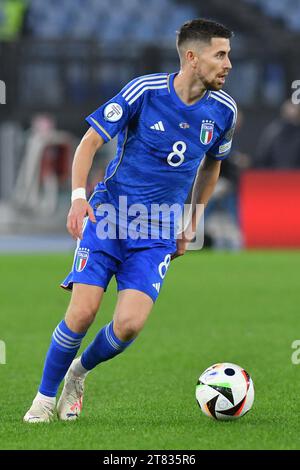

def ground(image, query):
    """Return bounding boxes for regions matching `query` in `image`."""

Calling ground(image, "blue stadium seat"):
[26,0,198,41]
[244,0,300,30]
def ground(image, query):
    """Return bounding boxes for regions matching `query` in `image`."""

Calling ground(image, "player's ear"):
[186,50,197,68]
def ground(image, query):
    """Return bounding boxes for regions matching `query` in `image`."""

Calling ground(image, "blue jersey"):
[63,74,237,299]
[86,72,237,230]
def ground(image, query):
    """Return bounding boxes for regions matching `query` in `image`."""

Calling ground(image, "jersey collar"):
[168,72,209,110]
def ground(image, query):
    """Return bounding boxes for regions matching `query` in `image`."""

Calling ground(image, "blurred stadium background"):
[1,0,300,251]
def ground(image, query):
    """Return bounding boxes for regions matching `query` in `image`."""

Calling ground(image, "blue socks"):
[81,321,134,371]
[39,320,134,397]
[39,320,86,397]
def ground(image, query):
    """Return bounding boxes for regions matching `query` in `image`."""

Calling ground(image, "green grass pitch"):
[0,250,300,450]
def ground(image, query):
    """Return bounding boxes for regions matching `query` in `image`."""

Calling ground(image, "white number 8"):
[159,254,171,279]
[167,141,186,167]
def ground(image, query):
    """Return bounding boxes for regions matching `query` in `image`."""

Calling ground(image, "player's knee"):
[114,317,142,342]
[65,302,98,332]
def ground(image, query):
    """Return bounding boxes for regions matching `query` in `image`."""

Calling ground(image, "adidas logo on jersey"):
[152,282,161,293]
[150,121,165,131]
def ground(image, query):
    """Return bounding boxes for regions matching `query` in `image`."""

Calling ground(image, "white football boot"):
[23,395,56,423]
[57,358,86,421]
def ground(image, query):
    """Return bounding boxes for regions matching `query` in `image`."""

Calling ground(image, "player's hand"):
[67,199,96,240]
[171,236,189,261]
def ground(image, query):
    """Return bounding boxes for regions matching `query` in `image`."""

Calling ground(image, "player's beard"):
[197,71,226,91]
[203,77,224,91]
[206,82,224,91]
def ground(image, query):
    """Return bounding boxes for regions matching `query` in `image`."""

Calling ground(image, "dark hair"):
[177,18,233,48]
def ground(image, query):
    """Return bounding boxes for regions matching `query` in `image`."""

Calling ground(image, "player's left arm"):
[173,107,237,259]
[172,156,221,259]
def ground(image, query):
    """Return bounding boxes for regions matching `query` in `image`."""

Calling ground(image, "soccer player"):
[24,18,237,422]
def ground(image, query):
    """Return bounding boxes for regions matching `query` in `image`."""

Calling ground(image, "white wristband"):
[71,187,86,203]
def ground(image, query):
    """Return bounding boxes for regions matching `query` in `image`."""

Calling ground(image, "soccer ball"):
[195,362,254,421]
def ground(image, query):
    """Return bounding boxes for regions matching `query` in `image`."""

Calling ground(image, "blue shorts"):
[61,191,176,302]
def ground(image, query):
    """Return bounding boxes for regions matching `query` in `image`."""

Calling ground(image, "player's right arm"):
[67,75,145,239]
[67,127,104,240]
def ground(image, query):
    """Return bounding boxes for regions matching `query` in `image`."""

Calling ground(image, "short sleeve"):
[86,79,142,142]
[206,108,237,160]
